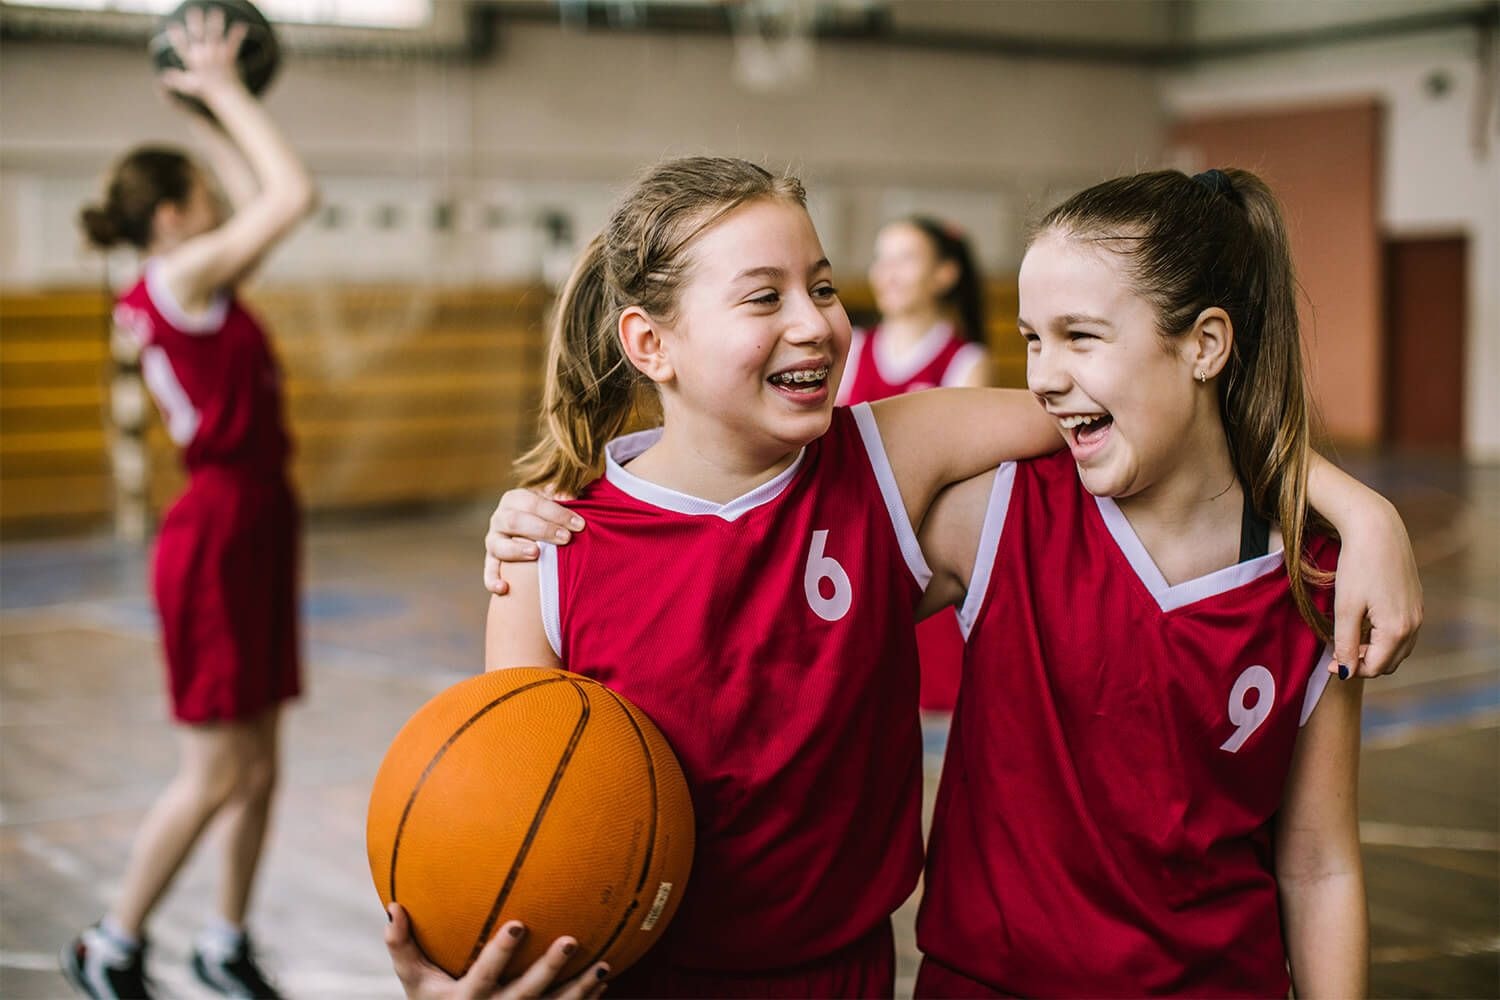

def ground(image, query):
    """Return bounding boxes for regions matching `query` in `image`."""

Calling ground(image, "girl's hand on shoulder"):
[1331,497,1423,679]
[385,903,608,1000]
[484,488,584,596]
[157,5,249,103]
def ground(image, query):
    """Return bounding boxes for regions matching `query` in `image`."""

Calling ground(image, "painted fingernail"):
[386,907,393,924]
[1338,664,1350,680]
[562,941,577,957]
[507,923,524,939]
[570,516,585,530]
[595,965,610,980]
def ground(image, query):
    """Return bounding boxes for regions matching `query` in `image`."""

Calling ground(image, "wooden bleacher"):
[1,285,551,538]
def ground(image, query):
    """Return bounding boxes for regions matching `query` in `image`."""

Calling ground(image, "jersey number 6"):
[804,530,852,622]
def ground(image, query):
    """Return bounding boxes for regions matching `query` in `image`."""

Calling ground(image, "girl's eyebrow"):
[1018,312,1112,331]
[731,259,832,283]
[1057,312,1113,328]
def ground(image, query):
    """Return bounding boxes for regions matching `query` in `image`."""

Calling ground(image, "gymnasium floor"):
[2,454,1496,999]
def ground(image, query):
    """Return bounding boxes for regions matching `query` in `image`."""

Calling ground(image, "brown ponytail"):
[514,156,807,495]
[1037,169,1333,640]
[79,146,195,250]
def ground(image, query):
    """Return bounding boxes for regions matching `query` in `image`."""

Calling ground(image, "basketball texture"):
[367,668,695,982]
[149,0,281,112]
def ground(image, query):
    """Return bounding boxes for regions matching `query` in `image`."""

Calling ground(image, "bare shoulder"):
[485,560,561,671]
[921,468,998,602]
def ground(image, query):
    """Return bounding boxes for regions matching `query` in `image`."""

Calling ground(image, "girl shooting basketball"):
[64,9,313,998]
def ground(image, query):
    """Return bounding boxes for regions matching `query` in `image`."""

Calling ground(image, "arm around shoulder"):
[869,387,1057,530]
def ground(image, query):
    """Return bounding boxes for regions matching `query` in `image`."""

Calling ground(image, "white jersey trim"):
[139,345,201,446]
[940,342,989,387]
[834,328,866,406]
[1300,645,1335,726]
[1093,495,1286,612]
[602,427,804,522]
[144,260,229,334]
[538,543,562,659]
[957,462,1017,639]
[871,322,957,385]
[850,402,932,589]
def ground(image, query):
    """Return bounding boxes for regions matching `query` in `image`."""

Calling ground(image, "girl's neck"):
[878,309,946,352]
[1114,430,1249,586]
[622,422,802,505]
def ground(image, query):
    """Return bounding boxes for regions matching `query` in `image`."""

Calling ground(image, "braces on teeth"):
[776,368,827,384]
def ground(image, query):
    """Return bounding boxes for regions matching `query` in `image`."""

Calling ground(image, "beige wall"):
[0,22,1165,287]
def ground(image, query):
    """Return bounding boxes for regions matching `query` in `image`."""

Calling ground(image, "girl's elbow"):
[289,179,319,220]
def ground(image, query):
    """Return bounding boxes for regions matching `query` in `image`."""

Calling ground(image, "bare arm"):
[185,113,259,212]
[868,386,1057,531]
[1306,453,1423,677]
[156,7,316,307]
[485,561,563,672]
[914,470,995,621]
[1277,675,1368,998]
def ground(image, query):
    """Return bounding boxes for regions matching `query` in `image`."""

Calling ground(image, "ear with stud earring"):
[1195,370,1208,383]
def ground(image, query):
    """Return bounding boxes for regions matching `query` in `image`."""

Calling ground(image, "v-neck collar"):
[872,321,954,384]
[1092,494,1286,613]
[603,428,805,522]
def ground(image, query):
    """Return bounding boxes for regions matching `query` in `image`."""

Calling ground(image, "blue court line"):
[1362,681,1500,737]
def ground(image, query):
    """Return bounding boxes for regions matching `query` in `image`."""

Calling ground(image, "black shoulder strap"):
[1239,489,1271,562]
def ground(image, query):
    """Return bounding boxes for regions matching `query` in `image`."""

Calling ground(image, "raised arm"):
[156,6,316,305]
[185,112,259,213]
[1306,453,1423,678]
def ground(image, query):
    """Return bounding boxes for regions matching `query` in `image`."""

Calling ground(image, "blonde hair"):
[515,157,807,496]
[1037,169,1333,640]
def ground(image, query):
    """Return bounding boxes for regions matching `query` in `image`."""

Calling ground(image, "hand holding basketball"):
[385,904,607,1000]
[156,5,250,104]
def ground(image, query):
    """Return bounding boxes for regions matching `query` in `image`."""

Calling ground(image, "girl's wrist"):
[194,76,250,106]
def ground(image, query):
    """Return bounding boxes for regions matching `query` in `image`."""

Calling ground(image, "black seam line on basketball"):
[579,685,661,973]
[387,675,569,904]
[468,677,591,969]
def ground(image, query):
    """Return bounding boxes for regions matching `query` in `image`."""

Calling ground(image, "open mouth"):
[768,365,830,395]
[1059,412,1113,448]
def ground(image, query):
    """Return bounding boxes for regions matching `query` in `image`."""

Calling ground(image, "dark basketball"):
[149,0,281,114]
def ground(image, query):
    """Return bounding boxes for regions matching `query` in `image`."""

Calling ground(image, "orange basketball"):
[366,667,694,982]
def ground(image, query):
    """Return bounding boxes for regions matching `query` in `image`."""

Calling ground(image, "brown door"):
[1383,237,1466,450]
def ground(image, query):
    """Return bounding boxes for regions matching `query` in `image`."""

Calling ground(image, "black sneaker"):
[190,933,283,999]
[59,925,152,999]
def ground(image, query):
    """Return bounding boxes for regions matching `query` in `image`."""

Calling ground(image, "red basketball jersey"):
[114,262,290,475]
[917,450,1338,997]
[540,405,928,972]
[835,324,985,404]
